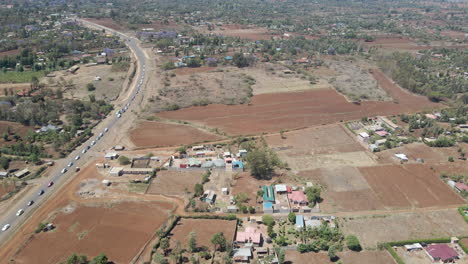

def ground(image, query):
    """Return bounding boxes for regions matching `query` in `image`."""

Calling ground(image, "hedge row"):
[385,244,406,264]
[386,237,451,247]
[152,216,181,251]
[458,205,468,223]
[181,214,238,221]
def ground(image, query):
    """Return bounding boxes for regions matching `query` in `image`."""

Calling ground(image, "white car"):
[75,155,80,160]
[99,132,103,137]
[117,113,121,118]
[82,149,87,154]
[91,140,96,146]
[16,209,24,216]
[104,127,108,132]
[61,168,67,174]
[68,162,73,167]
[2,224,10,232]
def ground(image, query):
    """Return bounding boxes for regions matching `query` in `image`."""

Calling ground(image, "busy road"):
[0,19,147,242]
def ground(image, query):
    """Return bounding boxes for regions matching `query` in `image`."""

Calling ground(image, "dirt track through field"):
[158,70,440,135]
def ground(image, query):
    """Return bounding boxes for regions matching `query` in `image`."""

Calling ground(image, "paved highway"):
[0,19,147,240]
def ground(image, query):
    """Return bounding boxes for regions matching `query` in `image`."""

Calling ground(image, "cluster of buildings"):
[357,116,400,152]
[261,184,317,214]
[169,145,246,171]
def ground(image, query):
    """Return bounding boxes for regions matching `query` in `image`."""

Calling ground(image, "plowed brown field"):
[359,164,465,208]
[158,70,440,135]
[129,121,223,147]
[12,202,172,264]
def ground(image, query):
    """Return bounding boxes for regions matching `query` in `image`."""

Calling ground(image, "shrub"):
[346,235,362,251]
[118,156,131,165]
[86,83,96,91]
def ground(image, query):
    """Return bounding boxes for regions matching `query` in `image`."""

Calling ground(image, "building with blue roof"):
[295,215,304,230]
[262,186,275,202]
[263,202,273,214]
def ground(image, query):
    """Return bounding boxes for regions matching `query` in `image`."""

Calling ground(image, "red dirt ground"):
[168,218,237,249]
[0,49,20,58]
[0,121,34,146]
[12,201,171,264]
[231,172,278,207]
[129,121,223,148]
[285,250,395,264]
[0,182,15,197]
[158,70,440,135]
[359,164,465,208]
[375,143,464,164]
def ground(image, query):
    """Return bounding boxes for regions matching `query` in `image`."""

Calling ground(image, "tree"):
[188,232,197,252]
[0,157,10,170]
[245,146,281,179]
[305,186,321,206]
[186,57,201,68]
[233,53,249,68]
[194,183,204,197]
[154,253,168,264]
[162,61,175,70]
[328,245,338,261]
[211,232,226,252]
[90,253,108,264]
[66,253,88,264]
[86,83,96,91]
[274,247,285,264]
[234,192,249,204]
[262,215,275,226]
[160,237,170,256]
[171,240,183,264]
[288,212,296,223]
[346,235,362,251]
[118,156,131,165]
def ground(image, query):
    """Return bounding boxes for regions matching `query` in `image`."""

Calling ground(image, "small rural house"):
[274,184,288,194]
[104,152,119,160]
[288,191,308,205]
[0,171,9,178]
[404,243,423,251]
[295,215,304,230]
[455,183,468,192]
[109,167,123,176]
[236,227,262,245]
[202,190,216,204]
[262,186,275,202]
[425,244,459,263]
[263,202,273,214]
[233,247,252,263]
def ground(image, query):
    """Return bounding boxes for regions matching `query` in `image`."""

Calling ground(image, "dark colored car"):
[47,181,54,187]
[38,190,44,196]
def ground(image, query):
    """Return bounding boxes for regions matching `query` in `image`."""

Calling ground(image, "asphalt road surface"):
[0,19,147,243]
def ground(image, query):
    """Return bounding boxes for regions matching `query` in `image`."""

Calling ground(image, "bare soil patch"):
[285,250,395,264]
[153,69,253,112]
[0,83,31,96]
[168,218,237,249]
[207,24,277,40]
[297,168,385,212]
[0,49,20,58]
[359,164,465,208]
[0,120,34,146]
[341,209,468,248]
[375,143,461,164]
[129,121,223,148]
[267,124,364,155]
[0,180,15,197]
[158,78,440,135]
[147,170,204,196]
[231,172,276,207]
[13,201,172,264]
[48,63,127,101]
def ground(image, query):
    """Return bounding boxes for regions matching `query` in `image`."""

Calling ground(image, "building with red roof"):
[288,191,308,205]
[455,182,468,192]
[425,244,459,263]
[235,226,262,245]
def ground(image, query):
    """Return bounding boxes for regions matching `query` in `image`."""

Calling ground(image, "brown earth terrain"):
[0,121,33,146]
[12,201,172,264]
[129,121,223,148]
[168,218,237,249]
[0,160,180,263]
[231,172,278,207]
[0,49,20,58]
[285,250,396,264]
[146,170,204,195]
[359,164,465,208]
[206,24,278,40]
[157,70,440,135]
